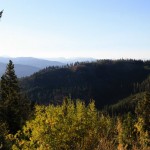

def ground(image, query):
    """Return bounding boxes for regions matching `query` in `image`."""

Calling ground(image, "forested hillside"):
[20,59,150,108]
[1,0,150,149]
[0,60,150,150]
[106,92,145,115]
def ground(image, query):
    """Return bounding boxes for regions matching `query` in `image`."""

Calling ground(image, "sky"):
[0,0,150,59]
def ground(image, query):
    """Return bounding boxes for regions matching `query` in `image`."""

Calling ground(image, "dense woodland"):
[0,60,150,150]
[21,59,150,108]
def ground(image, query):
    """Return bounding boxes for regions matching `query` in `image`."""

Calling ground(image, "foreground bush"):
[5,98,150,150]
[8,99,115,150]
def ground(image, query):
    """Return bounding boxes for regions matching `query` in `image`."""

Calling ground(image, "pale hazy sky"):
[0,0,150,59]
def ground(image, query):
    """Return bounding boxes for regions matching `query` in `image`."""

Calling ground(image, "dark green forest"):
[0,60,150,150]
[21,59,150,108]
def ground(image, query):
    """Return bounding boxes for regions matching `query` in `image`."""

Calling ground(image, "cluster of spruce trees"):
[0,60,31,149]
[0,61,150,150]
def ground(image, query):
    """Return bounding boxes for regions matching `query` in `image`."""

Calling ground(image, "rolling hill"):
[20,59,150,108]
[0,62,40,78]
[0,57,65,77]
[0,57,64,68]
[105,92,146,115]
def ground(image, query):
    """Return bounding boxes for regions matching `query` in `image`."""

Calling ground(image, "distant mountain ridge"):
[0,57,65,77]
[0,57,96,67]
[46,57,96,63]
[0,62,40,78]
[0,57,65,68]
[0,57,97,77]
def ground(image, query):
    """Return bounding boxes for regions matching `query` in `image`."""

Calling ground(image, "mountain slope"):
[0,62,40,78]
[20,60,150,108]
[0,57,65,69]
[105,92,146,115]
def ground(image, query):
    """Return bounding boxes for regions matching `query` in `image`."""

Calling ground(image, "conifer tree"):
[135,92,150,132]
[135,92,150,147]
[0,60,31,133]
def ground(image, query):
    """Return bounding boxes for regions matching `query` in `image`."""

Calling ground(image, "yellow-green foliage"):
[11,99,110,150]
[5,98,150,150]
[117,113,136,150]
[0,121,9,149]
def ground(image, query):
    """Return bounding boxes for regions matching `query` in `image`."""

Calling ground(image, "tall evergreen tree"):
[0,60,31,133]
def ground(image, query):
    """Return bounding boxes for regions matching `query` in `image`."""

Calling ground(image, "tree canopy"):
[0,60,31,134]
